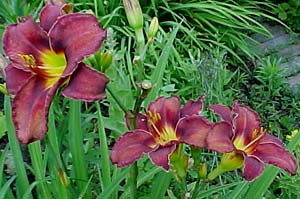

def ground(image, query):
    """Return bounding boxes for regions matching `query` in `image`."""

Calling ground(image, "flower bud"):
[0,84,8,95]
[198,163,208,179]
[100,51,113,72]
[170,144,188,180]
[141,80,152,90]
[287,129,300,147]
[123,0,143,30]
[147,17,159,43]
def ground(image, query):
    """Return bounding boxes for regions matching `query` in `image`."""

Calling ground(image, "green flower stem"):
[107,85,127,113]
[68,100,91,199]
[135,28,145,55]
[28,141,52,199]
[4,96,32,199]
[127,80,151,199]
[191,178,200,199]
[96,102,111,190]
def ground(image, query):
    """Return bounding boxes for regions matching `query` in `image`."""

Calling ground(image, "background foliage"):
[0,0,299,198]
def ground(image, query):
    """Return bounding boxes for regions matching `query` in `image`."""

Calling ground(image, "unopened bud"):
[141,80,152,90]
[0,84,8,95]
[170,144,188,180]
[147,17,159,43]
[123,0,143,30]
[100,51,112,72]
[198,163,207,179]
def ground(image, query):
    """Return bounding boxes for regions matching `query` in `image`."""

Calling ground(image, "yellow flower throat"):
[18,50,67,88]
[147,111,178,146]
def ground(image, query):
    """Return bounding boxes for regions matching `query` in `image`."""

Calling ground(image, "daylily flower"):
[2,5,109,144]
[206,101,297,181]
[110,95,228,170]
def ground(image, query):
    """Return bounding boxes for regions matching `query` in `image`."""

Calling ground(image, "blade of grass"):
[197,181,245,199]
[221,181,248,199]
[0,145,9,187]
[121,167,161,198]
[0,176,16,199]
[150,171,172,199]
[68,99,91,199]
[28,141,51,199]
[0,138,14,199]
[97,168,130,199]
[0,176,15,199]
[96,102,111,191]
[145,24,179,104]
[46,106,70,198]
[22,179,49,199]
[4,96,32,199]
[243,130,300,199]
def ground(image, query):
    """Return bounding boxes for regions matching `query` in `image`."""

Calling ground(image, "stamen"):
[147,111,177,145]
[18,54,37,68]
[241,128,266,154]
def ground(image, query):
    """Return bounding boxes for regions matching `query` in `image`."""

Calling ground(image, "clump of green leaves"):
[244,56,300,136]
[274,0,300,32]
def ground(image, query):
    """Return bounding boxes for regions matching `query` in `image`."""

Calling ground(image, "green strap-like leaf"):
[0,176,16,199]
[145,24,180,105]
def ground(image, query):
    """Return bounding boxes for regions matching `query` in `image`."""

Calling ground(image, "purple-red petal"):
[11,76,60,144]
[39,5,62,32]
[259,133,284,146]
[243,156,264,181]
[253,142,297,175]
[110,130,156,167]
[62,64,109,102]
[181,95,204,117]
[232,101,261,144]
[206,121,235,153]
[3,17,49,68]
[149,145,176,170]
[5,64,34,95]
[176,116,212,148]
[48,13,106,77]
[148,96,181,129]
[209,104,232,123]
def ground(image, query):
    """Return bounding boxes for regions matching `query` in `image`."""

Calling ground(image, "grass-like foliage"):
[0,0,299,199]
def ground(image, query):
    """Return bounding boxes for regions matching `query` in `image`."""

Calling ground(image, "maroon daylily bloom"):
[2,5,109,144]
[207,101,297,181]
[110,96,216,170]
